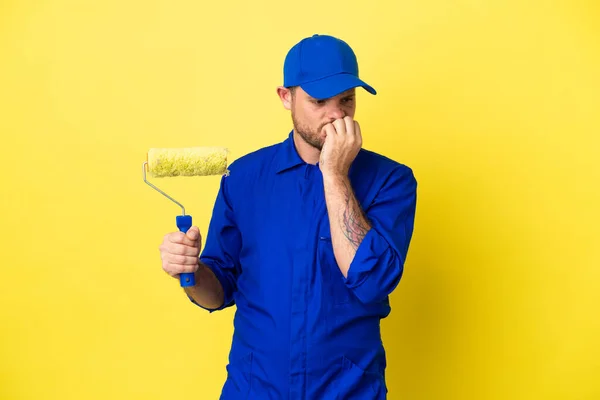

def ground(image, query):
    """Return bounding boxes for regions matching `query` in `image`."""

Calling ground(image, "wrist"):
[321,170,347,182]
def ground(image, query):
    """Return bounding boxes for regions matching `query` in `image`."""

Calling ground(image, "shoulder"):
[225,142,280,177]
[219,141,282,202]
[349,148,416,208]
[354,148,416,182]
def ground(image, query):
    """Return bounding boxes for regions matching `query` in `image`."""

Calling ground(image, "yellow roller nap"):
[147,147,229,177]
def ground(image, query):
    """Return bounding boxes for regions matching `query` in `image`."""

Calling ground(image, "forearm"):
[184,261,225,309]
[323,173,372,277]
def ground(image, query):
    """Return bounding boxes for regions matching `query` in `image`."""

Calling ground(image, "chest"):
[239,166,329,251]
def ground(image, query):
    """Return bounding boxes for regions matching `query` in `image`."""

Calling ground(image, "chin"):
[309,140,323,151]
[314,135,326,149]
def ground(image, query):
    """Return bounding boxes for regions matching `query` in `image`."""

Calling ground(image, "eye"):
[342,97,355,104]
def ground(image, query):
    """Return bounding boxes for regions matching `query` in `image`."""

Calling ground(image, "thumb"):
[186,226,200,242]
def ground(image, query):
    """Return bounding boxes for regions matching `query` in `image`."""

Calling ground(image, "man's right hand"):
[159,226,202,280]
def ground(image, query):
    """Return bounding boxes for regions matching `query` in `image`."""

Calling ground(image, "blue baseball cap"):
[283,34,376,100]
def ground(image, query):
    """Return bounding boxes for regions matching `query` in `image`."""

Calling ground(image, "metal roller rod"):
[143,161,186,216]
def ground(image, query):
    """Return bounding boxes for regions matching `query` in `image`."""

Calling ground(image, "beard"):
[291,108,325,151]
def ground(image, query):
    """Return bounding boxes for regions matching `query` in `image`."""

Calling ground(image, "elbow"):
[348,251,405,305]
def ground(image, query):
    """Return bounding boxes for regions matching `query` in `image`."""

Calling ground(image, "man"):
[159,34,417,399]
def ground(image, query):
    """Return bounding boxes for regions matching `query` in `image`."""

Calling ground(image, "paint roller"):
[143,146,229,287]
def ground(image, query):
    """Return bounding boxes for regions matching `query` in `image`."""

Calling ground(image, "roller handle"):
[176,215,196,287]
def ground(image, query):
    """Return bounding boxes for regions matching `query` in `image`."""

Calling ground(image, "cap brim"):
[300,73,377,100]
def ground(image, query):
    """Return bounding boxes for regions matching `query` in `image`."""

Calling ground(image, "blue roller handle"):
[176,215,196,287]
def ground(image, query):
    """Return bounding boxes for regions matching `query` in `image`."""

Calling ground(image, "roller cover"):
[147,147,228,177]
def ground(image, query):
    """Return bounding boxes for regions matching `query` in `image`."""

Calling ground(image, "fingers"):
[160,241,200,257]
[332,116,357,138]
[323,122,337,135]
[353,120,362,146]
[162,252,199,265]
[160,227,202,279]
[332,118,346,135]
[343,116,354,136]
[322,123,337,143]
[162,260,198,277]
[168,228,200,247]
[160,251,199,277]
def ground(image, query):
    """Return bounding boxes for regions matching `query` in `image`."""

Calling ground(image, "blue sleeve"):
[189,173,242,312]
[344,166,417,304]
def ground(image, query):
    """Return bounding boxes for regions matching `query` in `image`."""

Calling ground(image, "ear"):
[276,86,293,110]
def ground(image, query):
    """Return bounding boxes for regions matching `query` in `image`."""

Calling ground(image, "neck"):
[293,130,321,165]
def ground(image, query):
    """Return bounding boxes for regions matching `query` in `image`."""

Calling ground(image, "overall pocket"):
[331,356,387,400]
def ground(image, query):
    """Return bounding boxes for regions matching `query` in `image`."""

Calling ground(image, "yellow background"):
[1,0,599,399]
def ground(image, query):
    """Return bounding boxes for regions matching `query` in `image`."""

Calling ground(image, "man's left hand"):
[319,116,362,178]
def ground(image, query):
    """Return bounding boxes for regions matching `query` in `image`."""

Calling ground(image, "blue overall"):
[193,131,417,399]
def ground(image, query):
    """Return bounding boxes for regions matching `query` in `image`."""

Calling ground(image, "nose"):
[327,106,346,120]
